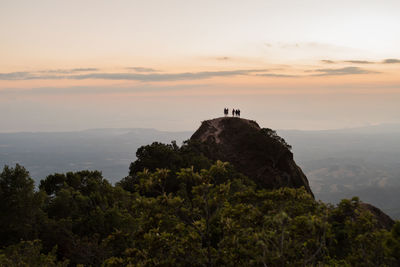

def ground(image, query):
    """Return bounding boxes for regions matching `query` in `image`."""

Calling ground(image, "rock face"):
[360,203,395,230]
[191,117,314,197]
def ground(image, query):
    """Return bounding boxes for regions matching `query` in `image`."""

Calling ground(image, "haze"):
[1,0,400,132]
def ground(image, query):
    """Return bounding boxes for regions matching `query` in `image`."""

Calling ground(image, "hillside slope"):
[191,117,314,197]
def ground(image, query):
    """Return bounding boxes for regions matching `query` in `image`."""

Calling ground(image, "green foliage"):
[386,221,400,265]
[0,240,68,267]
[0,164,45,247]
[128,140,211,177]
[39,170,106,196]
[0,159,398,266]
[119,141,212,195]
[217,187,328,266]
[38,170,136,266]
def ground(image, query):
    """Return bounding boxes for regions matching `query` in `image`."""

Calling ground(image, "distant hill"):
[278,123,400,219]
[0,128,191,183]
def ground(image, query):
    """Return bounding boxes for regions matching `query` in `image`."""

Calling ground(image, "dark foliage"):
[261,128,292,150]
[0,140,399,266]
[120,140,212,194]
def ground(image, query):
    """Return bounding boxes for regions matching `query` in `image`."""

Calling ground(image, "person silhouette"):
[232,109,235,117]
[238,109,241,117]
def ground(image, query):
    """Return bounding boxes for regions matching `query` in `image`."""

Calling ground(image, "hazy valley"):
[1,123,399,218]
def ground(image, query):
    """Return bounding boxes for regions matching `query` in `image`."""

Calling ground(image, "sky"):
[1,0,400,132]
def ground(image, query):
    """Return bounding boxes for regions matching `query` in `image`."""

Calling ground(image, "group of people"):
[224,108,241,117]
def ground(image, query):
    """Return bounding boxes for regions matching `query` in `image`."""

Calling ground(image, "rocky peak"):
[191,117,314,197]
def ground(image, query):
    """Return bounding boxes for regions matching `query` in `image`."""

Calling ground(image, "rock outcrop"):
[360,203,395,230]
[191,117,314,197]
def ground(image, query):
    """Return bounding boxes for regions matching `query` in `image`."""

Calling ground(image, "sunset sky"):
[1,0,400,132]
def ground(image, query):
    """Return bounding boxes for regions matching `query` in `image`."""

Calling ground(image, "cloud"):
[321,58,400,65]
[0,69,267,82]
[279,43,300,49]
[215,57,230,61]
[383,58,400,64]
[71,68,99,72]
[344,60,374,64]
[321,59,375,64]
[0,65,380,81]
[256,73,297,78]
[321,60,336,64]
[0,72,30,80]
[126,67,158,72]
[310,67,378,76]
[70,69,266,81]
[40,68,99,74]
[0,83,213,96]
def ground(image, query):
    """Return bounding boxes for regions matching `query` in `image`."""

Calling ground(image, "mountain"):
[1,132,399,266]
[191,117,314,197]
[1,122,399,218]
[189,118,397,226]
[1,119,398,266]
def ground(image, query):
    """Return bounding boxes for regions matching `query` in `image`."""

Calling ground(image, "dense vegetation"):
[0,141,399,266]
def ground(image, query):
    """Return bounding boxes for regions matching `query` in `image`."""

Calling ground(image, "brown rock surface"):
[191,117,314,197]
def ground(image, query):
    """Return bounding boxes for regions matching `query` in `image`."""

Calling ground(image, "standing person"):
[238,109,241,117]
[232,109,235,117]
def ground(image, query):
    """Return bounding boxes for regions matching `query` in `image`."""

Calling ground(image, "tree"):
[0,240,69,267]
[122,141,212,194]
[39,170,135,266]
[0,164,45,247]
[1,159,398,266]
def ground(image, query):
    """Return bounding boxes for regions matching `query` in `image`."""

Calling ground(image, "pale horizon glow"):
[1,0,400,132]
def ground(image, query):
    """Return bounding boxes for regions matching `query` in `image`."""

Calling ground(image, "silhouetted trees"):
[0,146,399,266]
[261,128,292,150]
[0,164,45,247]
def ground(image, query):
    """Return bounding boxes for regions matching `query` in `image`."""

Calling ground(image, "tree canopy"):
[0,142,399,266]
